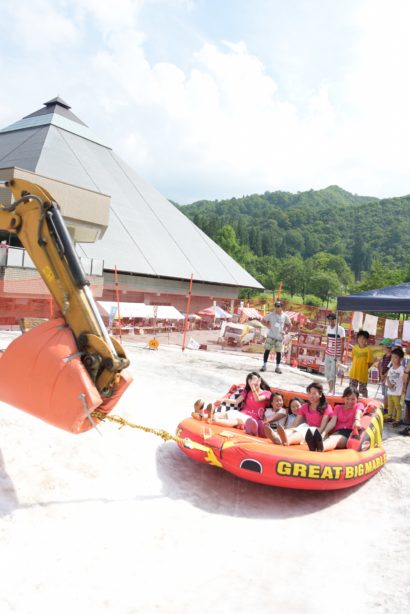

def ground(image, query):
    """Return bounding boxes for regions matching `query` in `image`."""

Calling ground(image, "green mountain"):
[176,185,410,296]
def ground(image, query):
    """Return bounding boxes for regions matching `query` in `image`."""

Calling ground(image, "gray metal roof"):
[23,97,87,126]
[0,100,262,289]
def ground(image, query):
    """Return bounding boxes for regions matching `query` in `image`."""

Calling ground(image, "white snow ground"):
[0,331,409,614]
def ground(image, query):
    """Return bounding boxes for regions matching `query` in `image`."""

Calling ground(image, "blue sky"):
[0,0,409,203]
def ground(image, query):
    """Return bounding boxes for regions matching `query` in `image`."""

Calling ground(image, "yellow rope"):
[91,410,224,466]
[92,409,180,443]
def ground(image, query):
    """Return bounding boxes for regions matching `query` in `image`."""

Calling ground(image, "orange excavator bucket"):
[0,318,132,433]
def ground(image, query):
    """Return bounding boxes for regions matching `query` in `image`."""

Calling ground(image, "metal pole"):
[182,273,193,352]
[332,311,340,394]
[114,265,122,345]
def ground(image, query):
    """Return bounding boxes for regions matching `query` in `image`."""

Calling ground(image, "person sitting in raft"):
[245,391,288,436]
[264,382,333,449]
[305,386,364,452]
[191,399,213,421]
[264,392,288,427]
[203,372,272,435]
[285,397,303,428]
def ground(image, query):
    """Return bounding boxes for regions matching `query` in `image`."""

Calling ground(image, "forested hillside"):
[177,186,410,301]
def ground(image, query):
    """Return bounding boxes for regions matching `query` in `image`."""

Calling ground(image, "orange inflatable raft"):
[0,318,132,433]
[176,386,385,491]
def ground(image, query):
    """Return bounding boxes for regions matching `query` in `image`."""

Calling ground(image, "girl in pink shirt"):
[245,391,288,437]
[312,386,364,452]
[206,372,272,435]
[265,382,333,448]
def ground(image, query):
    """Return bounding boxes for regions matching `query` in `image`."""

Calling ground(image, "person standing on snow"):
[260,301,291,374]
[324,313,345,395]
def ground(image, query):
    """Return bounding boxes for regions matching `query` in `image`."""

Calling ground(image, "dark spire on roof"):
[23,96,87,126]
[43,96,71,109]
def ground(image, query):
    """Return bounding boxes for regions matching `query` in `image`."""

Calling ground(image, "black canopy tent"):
[331,282,410,390]
[337,282,410,313]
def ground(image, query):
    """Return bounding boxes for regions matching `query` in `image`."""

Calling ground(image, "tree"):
[214,225,242,259]
[355,259,405,291]
[309,270,340,304]
[280,256,305,297]
[283,229,305,256]
[350,234,372,281]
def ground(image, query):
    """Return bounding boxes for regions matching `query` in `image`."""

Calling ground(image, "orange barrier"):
[176,386,385,490]
[0,318,132,433]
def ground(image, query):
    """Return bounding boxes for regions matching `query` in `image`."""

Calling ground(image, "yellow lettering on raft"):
[345,465,354,479]
[292,463,308,478]
[276,461,345,480]
[307,464,320,479]
[320,466,334,480]
[344,453,386,479]
[276,457,386,481]
[277,461,292,476]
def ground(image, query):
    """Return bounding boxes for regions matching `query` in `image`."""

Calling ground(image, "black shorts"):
[334,428,352,438]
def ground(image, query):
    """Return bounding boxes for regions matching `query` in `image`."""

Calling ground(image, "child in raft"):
[305,386,364,452]
[285,397,303,428]
[246,391,288,436]
[191,399,213,421]
[207,372,271,436]
[264,382,333,450]
[194,372,285,438]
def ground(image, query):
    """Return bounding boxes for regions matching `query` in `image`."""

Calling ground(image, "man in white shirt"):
[261,301,291,374]
[325,313,345,394]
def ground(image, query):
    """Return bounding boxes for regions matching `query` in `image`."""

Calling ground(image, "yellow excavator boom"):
[0,178,129,398]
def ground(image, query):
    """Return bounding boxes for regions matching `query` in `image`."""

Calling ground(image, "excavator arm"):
[0,178,129,398]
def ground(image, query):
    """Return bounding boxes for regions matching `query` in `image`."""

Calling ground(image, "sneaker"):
[260,365,267,372]
[245,417,258,436]
[399,427,410,436]
[392,421,401,427]
[275,367,282,374]
[384,417,393,423]
[305,429,316,451]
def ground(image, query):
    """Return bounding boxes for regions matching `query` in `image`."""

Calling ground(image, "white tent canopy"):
[98,302,184,320]
[98,301,148,318]
[239,307,262,320]
[154,306,184,320]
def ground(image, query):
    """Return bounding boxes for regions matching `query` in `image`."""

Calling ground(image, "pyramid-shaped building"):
[0,98,261,312]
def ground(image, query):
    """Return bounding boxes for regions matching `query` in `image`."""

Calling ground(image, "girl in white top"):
[264,392,288,427]
[385,347,405,426]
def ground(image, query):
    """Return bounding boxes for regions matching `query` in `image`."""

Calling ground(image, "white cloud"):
[1,0,410,201]
[7,0,80,50]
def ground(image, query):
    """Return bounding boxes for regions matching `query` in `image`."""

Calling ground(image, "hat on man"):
[326,313,336,320]
[274,301,282,307]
